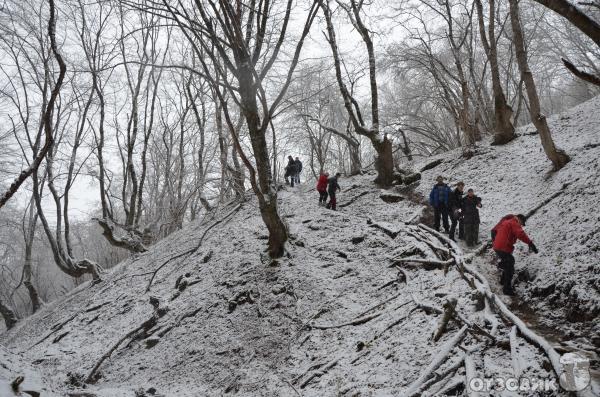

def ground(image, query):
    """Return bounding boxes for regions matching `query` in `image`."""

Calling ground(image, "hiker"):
[448,181,465,241]
[326,172,341,210]
[491,214,538,296]
[295,157,303,184]
[284,156,297,187]
[429,176,451,233]
[461,188,482,247]
[316,172,329,206]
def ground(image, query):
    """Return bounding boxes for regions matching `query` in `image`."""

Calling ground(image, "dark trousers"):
[433,205,450,232]
[318,190,328,203]
[295,172,301,184]
[449,211,464,240]
[285,172,294,187]
[495,250,515,291]
[326,191,337,210]
[464,223,479,246]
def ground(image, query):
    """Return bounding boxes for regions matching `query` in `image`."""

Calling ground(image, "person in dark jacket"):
[284,156,297,187]
[295,157,303,184]
[326,173,341,210]
[491,214,538,296]
[448,182,465,241]
[316,172,329,205]
[429,176,451,233]
[461,188,482,247]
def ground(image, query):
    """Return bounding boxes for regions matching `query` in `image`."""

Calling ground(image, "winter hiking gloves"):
[528,242,539,254]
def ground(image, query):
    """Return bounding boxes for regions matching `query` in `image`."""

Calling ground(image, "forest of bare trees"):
[0,0,598,329]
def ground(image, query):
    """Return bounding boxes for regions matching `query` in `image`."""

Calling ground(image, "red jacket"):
[316,174,328,191]
[492,215,532,253]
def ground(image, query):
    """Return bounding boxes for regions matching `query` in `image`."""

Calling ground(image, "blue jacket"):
[429,183,451,207]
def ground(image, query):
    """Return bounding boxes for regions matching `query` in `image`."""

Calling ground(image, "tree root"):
[145,204,242,291]
[85,297,168,384]
[298,356,341,389]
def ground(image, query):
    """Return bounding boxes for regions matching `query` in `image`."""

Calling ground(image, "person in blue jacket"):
[429,175,451,233]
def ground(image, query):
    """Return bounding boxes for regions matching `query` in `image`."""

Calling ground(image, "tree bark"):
[509,0,570,170]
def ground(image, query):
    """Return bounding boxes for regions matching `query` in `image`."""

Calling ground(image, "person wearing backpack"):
[491,214,538,295]
[429,176,451,233]
[316,172,329,205]
[461,188,482,247]
[326,173,341,210]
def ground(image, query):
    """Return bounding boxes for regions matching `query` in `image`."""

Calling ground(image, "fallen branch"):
[433,298,457,341]
[85,297,167,384]
[394,257,454,271]
[311,311,382,330]
[509,326,524,379]
[524,182,571,220]
[404,326,468,396]
[338,191,370,208]
[464,352,478,397]
[299,356,341,388]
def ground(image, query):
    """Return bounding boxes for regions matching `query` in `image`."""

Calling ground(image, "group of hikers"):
[317,172,342,210]
[429,176,538,296]
[284,156,303,187]
[285,155,342,210]
[285,163,537,296]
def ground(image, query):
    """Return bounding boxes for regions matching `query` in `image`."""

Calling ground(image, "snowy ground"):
[1,97,599,396]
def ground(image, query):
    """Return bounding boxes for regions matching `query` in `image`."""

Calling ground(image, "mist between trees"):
[0,0,598,328]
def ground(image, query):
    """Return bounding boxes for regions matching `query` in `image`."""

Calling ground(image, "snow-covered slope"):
[412,96,600,344]
[1,96,599,396]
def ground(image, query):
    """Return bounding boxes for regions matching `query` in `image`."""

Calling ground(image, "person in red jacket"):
[491,214,538,295]
[316,172,329,206]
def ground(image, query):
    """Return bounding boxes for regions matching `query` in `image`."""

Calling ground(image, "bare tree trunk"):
[237,64,288,257]
[0,298,18,330]
[509,0,570,170]
[475,0,516,145]
[23,198,43,313]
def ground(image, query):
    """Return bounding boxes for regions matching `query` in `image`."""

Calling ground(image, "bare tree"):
[150,0,320,257]
[509,0,570,170]
[319,0,394,186]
